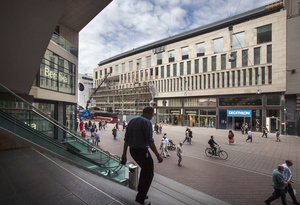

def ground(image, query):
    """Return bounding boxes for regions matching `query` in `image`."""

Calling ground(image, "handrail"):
[0,83,120,162]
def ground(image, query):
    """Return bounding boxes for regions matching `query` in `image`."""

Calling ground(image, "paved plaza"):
[93,122,300,205]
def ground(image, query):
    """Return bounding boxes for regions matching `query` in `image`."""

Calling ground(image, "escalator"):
[0,83,126,184]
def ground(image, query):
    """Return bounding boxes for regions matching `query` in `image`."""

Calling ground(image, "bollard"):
[128,164,139,190]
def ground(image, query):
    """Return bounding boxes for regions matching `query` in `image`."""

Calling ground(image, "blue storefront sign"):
[227,110,251,117]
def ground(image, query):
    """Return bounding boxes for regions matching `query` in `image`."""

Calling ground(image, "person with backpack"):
[276,129,281,142]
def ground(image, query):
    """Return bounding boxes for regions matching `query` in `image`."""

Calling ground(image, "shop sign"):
[227,110,251,117]
[45,68,68,83]
[170,110,180,114]
[185,110,197,115]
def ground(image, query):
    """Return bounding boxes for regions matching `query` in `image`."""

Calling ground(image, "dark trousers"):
[265,188,287,205]
[130,148,154,204]
[287,183,298,203]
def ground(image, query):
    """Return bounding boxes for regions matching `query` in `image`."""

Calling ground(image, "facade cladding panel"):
[93,3,300,135]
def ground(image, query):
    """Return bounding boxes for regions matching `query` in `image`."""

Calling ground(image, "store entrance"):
[234,117,244,131]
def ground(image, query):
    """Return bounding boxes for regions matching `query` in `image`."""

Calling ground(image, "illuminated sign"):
[227,110,251,117]
[45,68,68,83]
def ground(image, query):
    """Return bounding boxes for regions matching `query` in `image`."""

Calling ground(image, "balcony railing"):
[51,32,78,57]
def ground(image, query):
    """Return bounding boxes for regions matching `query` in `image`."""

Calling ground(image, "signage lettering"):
[45,68,68,83]
[227,110,251,117]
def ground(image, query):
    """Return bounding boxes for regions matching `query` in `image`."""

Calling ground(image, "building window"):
[128,72,131,79]
[187,61,191,74]
[243,69,246,86]
[122,63,125,73]
[221,54,226,70]
[110,67,112,73]
[254,47,260,65]
[257,24,272,44]
[268,66,272,84]
[167,65,170,77]
[249,68,252,85]
[195,76,198,89]
[137,59,142,69]
[124,73,127,80]
[100,70,102,76]
[231,52,237,68]
[232,71,235,87]
[132,72,134,79]
[214,37,223,53]
[141,70,143,78]
[222,72,225,88]
[95,71,98,79]
[173,64,177,76]
[203,58,207,72]
[212,56,216,71]
[196,42,205,57]
[182,47,189,60]
[136,71,139,79]
[105,68,107,75]
[227,71,230,87]
[188,77,190,90]
[204,74,206,89]
[177,78,179,91]
[147,56,151,68]
[155,67,158,76]
[255,67,259,85]
[169,50,175,63]
[115,65,119,74]
[121,74,123,81]
[150,68,153,76]
[161,66,164,78]
[208,74,210,89]
[237,70,240,86]
[200,75,202,89]
[129,61,133,71]
[212,73,215,88]
[242,50,248,67]
[157,53,162,65]
[195,59,199,73]
[267,45,272,63]
[261,67,265,85]
[233,32,245,49]
[180,62,184,75]
[146,69,149,77]
[217,73,220,88]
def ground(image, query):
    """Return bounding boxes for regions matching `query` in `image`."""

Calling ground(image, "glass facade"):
[38,49,76,95]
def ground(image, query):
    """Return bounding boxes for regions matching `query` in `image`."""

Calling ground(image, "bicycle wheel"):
[219,150,228,160]
[205,148,213,157]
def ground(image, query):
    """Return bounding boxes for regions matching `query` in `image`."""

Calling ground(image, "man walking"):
[177,142,183,166]
[282,160,300,205]
[265,165,290,205]
[121,107,163,205]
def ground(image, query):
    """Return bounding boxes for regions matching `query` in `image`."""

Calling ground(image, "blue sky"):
[78,0,278,74]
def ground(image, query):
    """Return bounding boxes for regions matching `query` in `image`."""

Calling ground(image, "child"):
[276,129,281,142]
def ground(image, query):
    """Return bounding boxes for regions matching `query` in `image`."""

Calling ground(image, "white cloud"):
[79,0,278,74]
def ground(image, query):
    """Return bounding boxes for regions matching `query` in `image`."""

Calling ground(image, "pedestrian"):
[90,122,96,136]
[228,130,235,144]
[102,120,106,130]
[182,129,191,145]
[79,120,84,131]
[164,133,170,157]
[116,122,119,130]
[121,107,163,205]
[88,120,92,131]
[105,120,108,128]
[276,129,281,142]
[99,120,102,130]
[187,128,193,142]
[159,137,166,158]
[159,123,162,133]
[246,128,252,142]
[245,123,248,134]
[177,142,183,167]
[81,129,86,139]
[264,127,268,138]
[122,120,126,131]
[112,126,117,139]
[94,129,100,146]
[84,121,88,131]
[241,124,245,135]
[262,127,266,137]
[282,160,300,205]
[264,165,290,205]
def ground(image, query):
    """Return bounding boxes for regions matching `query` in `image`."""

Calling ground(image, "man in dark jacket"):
[208,135,218,155]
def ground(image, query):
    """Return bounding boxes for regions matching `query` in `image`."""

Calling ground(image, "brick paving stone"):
[98,123,300,205]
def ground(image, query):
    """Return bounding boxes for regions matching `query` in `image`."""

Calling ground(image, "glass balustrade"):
[51,32,78,57]
[0,83,125,183]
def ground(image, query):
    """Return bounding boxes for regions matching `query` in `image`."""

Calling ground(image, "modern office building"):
[94,0,300,135]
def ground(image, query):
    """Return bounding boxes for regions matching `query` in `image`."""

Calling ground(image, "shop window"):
[219,97,262,106]
[257,24,272,44]
[267,95,281,105]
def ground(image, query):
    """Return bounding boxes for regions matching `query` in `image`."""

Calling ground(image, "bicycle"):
[205,145,228,160]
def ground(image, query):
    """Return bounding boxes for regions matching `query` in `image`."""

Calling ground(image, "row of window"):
[96,24,272,79]
[114,44,272,84]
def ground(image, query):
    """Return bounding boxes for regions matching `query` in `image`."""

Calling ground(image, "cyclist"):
[208,136,218,155]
